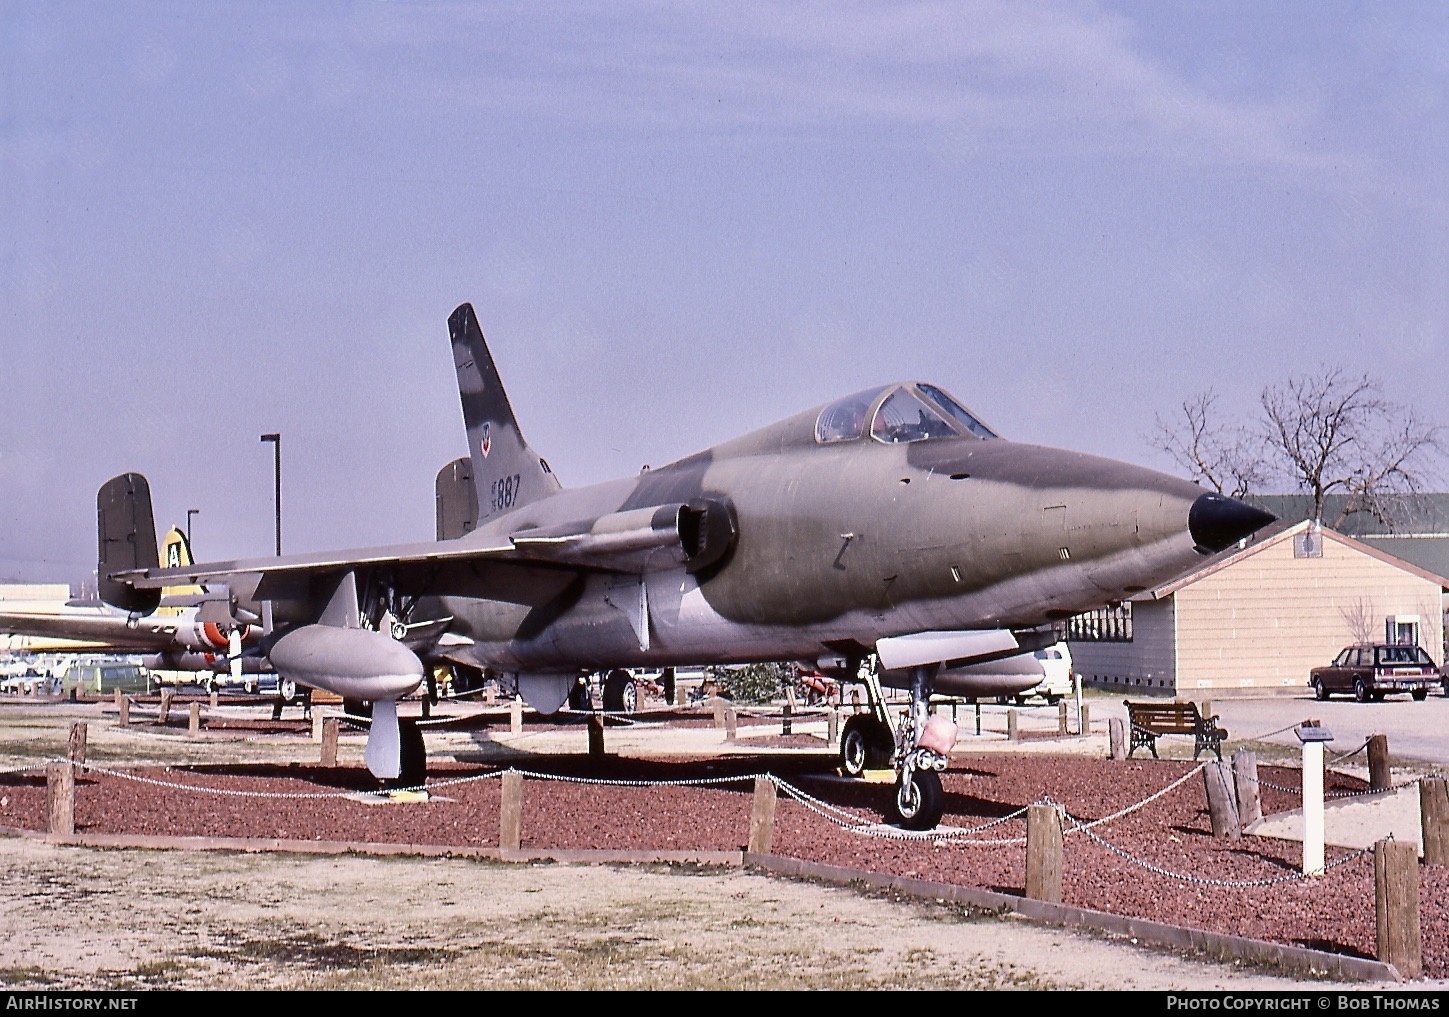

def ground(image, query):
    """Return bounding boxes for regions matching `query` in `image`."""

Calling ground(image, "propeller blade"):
[363,698,401,779]
[229,628,243,684]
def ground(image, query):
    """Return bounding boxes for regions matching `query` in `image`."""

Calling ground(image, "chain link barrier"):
[1058,804,1374,887]
[0,745,1414,891]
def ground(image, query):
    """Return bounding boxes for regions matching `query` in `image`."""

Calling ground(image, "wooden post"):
[1025,804,1063,902]
[67,722,87,765]
[510,696,523,734]
[1420,776,1448,866]
[312,712,325,743]
[1057,699,1068,735]
[1232,750,1262,828]
[724,703,737,742]
[747,776,777,854]
[500,770,523,852]
[115,689,129,726]
[1368,734,1391,791]
[828,707,839,746]
[663,667,676,706]
[1108,717,1125,760]
[781,701,792,736]
[1007,709,1019,743]
[587,714,605,759]
[210,689,219,709]
[46,761,75,838]
[320,717,339,767]
[1079,703,1090,737]
[158,687,173,724]
[712,697,726,728]
[1374,838,1422,978]
[188,702,201,737]
[1202,760,1242,839]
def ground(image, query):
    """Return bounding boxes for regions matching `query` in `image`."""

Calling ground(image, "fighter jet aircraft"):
[94,302,1274,829]
[0,527,264,687]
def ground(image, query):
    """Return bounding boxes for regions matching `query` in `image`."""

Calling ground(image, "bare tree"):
[1259,367,1444,527]
[1149,389,1268,499]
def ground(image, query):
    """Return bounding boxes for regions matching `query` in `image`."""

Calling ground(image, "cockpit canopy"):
[814,383,999,445]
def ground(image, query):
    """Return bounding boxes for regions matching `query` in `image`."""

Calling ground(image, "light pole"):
[186,509,199,549]
[260,433,281,556]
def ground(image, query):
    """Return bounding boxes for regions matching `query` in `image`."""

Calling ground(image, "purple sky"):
[4,1,1445,585]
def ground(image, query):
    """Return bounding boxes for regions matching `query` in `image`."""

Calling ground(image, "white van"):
[996,642,1076,705]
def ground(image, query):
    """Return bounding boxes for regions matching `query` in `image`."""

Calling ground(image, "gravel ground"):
[2,697,1447,988]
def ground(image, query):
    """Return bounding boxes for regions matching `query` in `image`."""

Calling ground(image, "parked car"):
[1309,643,1441,703]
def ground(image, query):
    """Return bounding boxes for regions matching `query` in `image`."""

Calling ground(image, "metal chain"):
[508,768,756,789]
[929,767,1209,847]
[1060,807,1374,887]
[0,760,48,776]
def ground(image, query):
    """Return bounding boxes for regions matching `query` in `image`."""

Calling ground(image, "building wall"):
[0,584,70,601]
[1172,534,1444,694]
[1070,598,1177,693]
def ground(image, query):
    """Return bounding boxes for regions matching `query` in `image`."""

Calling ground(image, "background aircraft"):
[0,528,264,689]
[94,303,1274,829]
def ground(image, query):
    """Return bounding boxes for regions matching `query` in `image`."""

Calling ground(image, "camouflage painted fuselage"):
[438,402,1210,676]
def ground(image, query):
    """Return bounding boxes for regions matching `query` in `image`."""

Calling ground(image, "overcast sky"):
[3,1,1446,587]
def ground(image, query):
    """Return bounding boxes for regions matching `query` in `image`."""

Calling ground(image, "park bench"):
[1124,700,1227,761]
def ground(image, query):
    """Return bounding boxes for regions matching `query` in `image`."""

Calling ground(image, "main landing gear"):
[838,657,950,831]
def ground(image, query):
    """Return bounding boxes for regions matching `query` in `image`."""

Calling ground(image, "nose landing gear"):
[839,656,952,831]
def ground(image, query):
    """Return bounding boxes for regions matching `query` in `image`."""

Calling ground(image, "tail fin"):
[160,526,193,570]
[97,472,161,614]
[156,527,205,615]
[448,303,562,526]
[435,457,478,540]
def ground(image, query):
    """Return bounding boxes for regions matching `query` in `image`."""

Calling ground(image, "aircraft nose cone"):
[1188,493,1277,553]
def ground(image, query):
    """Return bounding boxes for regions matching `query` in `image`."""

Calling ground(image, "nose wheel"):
[893,768,944,831]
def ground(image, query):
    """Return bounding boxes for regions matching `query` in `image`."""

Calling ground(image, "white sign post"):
[1297,722,1333,877]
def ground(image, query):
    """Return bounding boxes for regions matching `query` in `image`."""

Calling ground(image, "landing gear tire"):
[1412,688,1428,701]
[383,719,427,791]
[602,669,637,714]
[278,678,298,703]
[1313,678,1329,701]
[839,715,892,777]
[893,768,945,831]
[1353,678,1370,703]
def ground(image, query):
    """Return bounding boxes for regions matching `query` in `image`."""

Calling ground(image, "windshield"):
[870,388,958,444]
[916,383,998,439]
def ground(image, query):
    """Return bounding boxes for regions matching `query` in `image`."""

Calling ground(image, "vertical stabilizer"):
[448,303,562,526]
[435,457,478,540]
[97,472,161,614]
[157,526,205,616]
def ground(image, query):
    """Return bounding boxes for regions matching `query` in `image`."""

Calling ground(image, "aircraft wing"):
[0,607,182,651]
[110,500,729,607]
